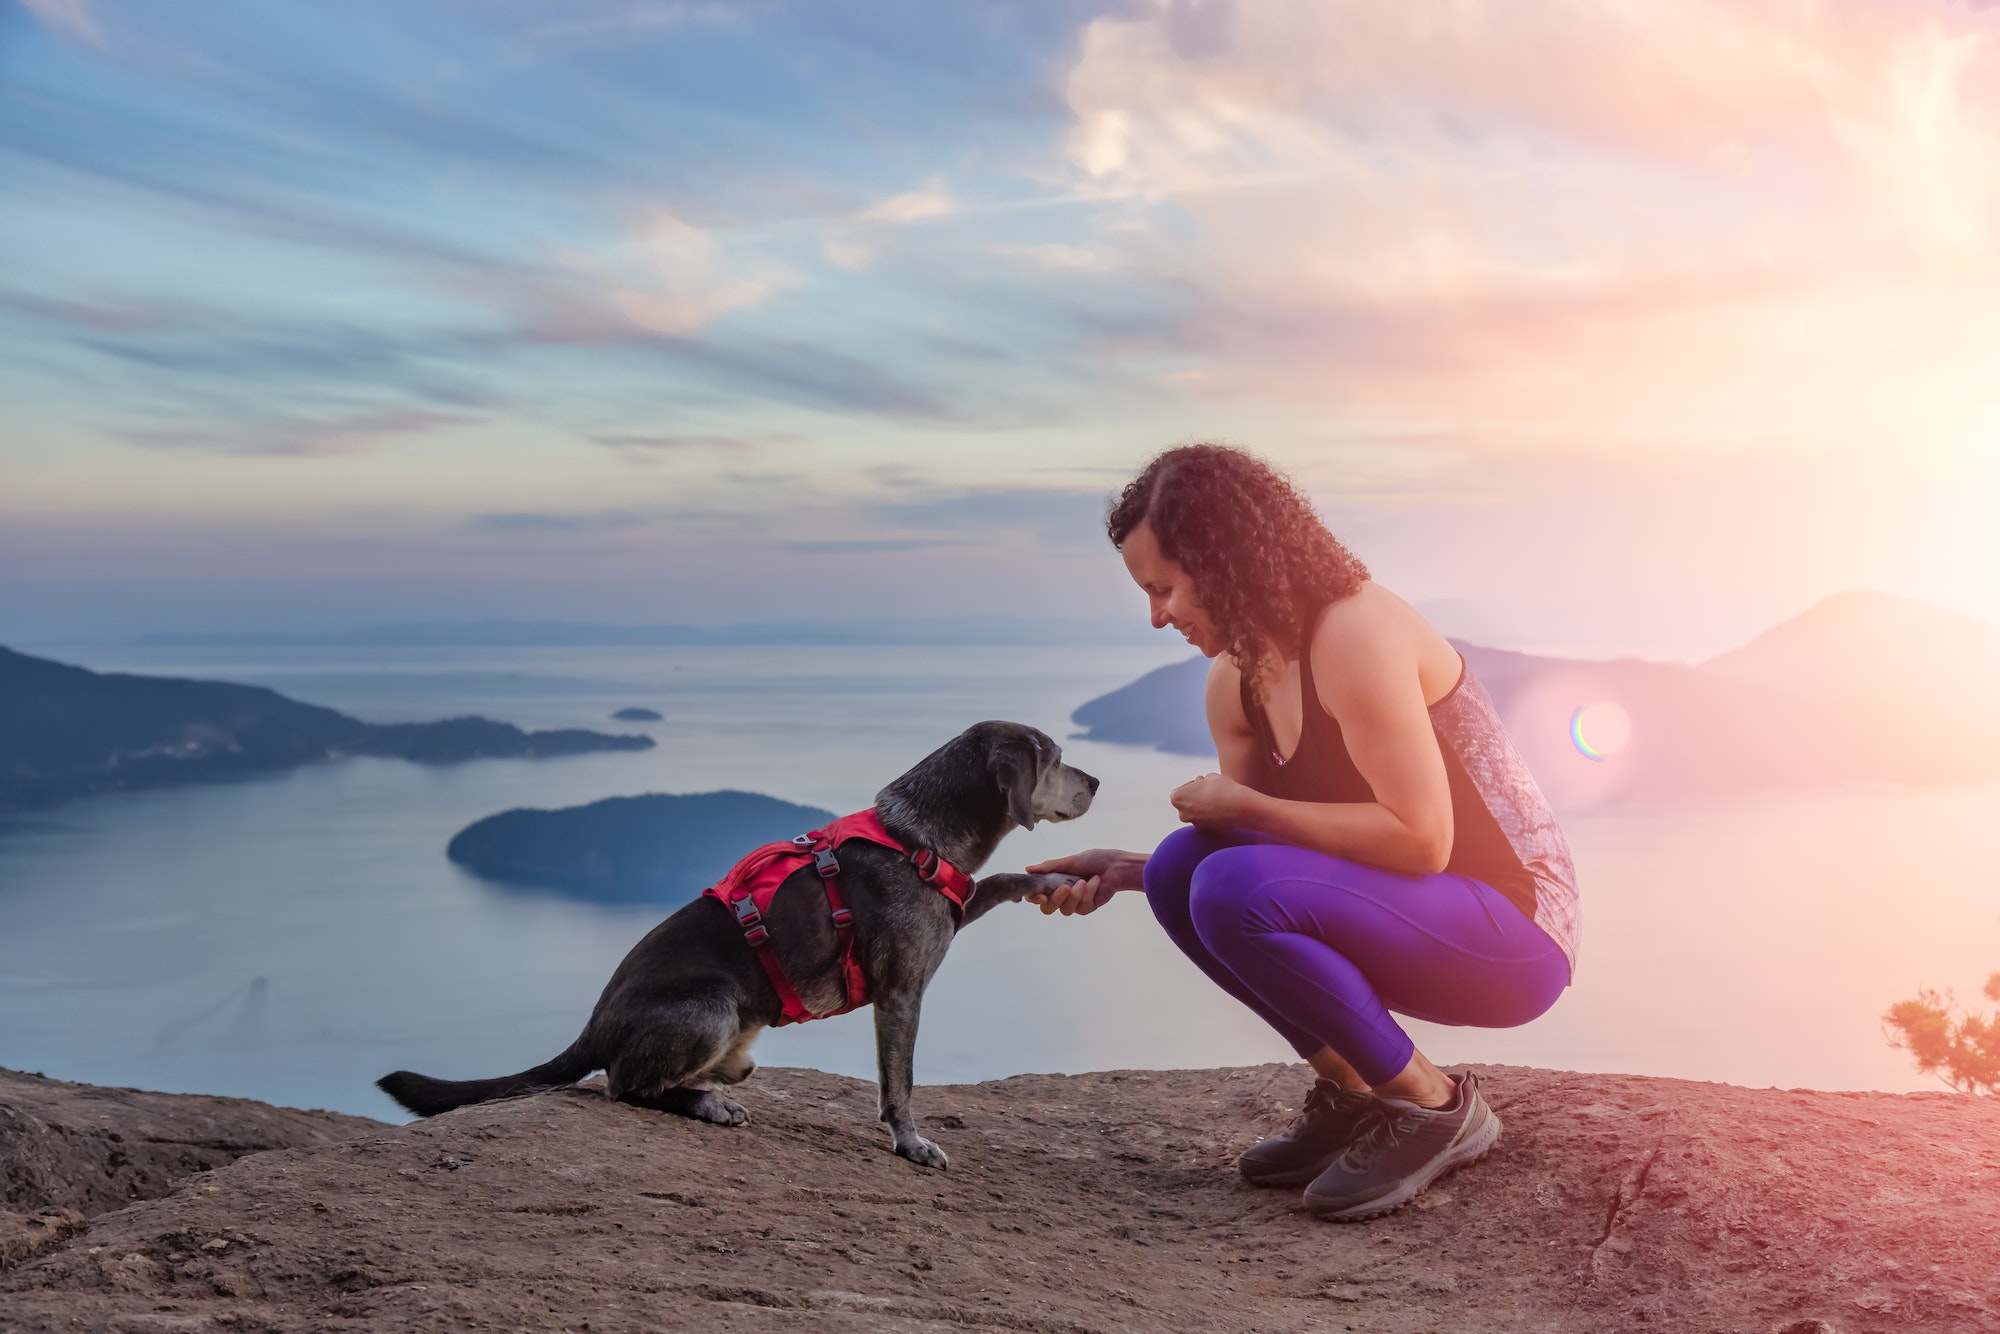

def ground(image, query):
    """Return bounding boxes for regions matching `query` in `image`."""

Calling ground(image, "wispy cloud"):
[588,430,787,454]
[858,484,1112,541]
[468,510,652,533]
[131,409,474,458]
[857,180,959,224]
[19,0,99,43]
[781,537,964,555]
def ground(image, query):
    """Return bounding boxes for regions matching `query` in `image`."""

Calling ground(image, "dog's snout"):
[1081,770,1100,796]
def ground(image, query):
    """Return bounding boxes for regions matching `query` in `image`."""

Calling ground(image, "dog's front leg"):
[873,989,946,1169]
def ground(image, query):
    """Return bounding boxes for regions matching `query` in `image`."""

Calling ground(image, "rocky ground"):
[2,1062,1996,1332]
[0,1067,375,1276]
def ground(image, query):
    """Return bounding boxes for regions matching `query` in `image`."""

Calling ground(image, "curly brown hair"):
[1107,443,1369,695]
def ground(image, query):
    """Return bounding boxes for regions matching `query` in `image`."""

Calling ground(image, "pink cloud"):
[1060,1,2000,456]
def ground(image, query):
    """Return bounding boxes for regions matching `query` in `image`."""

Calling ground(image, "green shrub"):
[1885,973,2000,1095]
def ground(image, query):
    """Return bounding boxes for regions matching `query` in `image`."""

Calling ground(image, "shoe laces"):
[1287,1081,1361,1137]
[1333,1099,1427,1173]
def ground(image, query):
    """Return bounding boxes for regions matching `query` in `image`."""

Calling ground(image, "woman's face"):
[1122,519,1220,656]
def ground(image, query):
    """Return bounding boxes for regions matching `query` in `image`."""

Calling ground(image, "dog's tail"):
[376,1036,597,1117]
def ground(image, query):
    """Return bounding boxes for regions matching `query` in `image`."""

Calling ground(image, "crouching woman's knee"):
[1186,847,1274,955]
[1142,825,1215,920]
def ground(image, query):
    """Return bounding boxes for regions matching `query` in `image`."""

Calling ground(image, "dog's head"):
[875,720,1098,875]
[981,722,1097,831]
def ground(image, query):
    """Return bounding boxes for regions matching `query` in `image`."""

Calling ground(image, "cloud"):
[19,0,98,43]
[130,409,474,458]
[1058,0,2000,454]
[780,537,964,555]
[859,484,1112,541]
[857,180,959,224]
[561,209,787,337]
[468,511,651,532]
[588,431,783,453]
[994,243,1119,271]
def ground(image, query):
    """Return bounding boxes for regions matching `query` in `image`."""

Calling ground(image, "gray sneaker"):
[1301,1071,1502,1221]
[1238,1080,1380,1188]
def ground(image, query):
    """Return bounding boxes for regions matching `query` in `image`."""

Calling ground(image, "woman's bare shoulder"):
[1314,582,1409,650]
[1204,653,1254,735]
[1312,582,1461,703]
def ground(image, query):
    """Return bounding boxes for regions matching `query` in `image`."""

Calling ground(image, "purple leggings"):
[1145,826,1569,1086]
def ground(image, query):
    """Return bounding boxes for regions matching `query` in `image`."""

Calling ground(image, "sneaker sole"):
[1303,1108,1503,1222]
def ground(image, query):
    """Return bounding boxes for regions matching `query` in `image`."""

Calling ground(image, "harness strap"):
[804,831,869,1012]
[703,810,969,1027]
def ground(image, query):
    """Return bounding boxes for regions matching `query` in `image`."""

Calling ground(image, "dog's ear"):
[990,741,1040,829]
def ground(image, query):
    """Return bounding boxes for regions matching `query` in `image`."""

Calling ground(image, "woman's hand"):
[1169,772,1252,828]
[1022,848,1146,916]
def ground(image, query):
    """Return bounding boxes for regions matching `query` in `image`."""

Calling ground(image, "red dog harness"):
[701,809,972,1026]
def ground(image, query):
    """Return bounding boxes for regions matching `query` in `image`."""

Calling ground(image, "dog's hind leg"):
[704,1025,760,1086]
[873,989,946,1169]
[603,996,751,1126]
[621,1086,748,1126]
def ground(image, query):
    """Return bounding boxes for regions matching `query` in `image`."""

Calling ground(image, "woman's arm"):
[1027,654,1262,915]
[1169,599,1454,876]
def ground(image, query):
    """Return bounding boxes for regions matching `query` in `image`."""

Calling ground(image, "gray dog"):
[378,721,1096,1168]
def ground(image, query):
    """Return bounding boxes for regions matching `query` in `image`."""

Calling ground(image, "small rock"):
[0,1208,87,1269]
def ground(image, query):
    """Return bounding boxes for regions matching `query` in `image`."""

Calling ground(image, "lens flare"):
[1570,701,1633,761]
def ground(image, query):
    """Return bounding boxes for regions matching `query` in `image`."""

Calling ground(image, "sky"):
[5,0,2000,656]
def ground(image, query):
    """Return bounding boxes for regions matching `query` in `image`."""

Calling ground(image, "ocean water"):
[1,642,1995,1120]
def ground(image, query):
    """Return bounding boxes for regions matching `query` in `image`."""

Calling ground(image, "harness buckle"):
[731,898,762,928]
[910,847,939,883]
[742,924,769,947]
[829,907,853,929]
[813,846,841,879]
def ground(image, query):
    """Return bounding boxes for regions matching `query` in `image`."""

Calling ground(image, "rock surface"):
[4,1063,1998,1332]
[0,1068,377,1277]
[0,1068,380,1220]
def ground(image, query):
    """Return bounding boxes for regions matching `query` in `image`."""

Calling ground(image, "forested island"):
[0,646,652,813]
[446,789,836,900]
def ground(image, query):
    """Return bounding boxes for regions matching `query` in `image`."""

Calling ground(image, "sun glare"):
[1569,701,1633,762]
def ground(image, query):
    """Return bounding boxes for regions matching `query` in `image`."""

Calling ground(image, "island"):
[0,645,654,813]
[610,706,663,722]
[1069,591,2000,809]
[446,789,837,900]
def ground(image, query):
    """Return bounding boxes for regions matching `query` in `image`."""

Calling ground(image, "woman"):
[1029,444,1579,1222]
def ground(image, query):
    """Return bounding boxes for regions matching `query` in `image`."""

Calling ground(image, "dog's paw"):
[698,1094,750,1126]
[894,1135,949,1170]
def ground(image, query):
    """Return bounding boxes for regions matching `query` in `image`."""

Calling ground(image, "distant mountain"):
[135,616,1159,649]
[1067,593,2000,810]
[0,646,653,813]
[446,790,838,902]
[1070,657,1218,757]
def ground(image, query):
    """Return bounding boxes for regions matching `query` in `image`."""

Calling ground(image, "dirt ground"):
[3,1062,1996,1332]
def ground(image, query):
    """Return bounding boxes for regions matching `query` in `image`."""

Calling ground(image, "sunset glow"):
[2,0,1998,652]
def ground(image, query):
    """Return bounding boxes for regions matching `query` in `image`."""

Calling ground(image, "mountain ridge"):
[1069,591,2000,809]
[0,645,653,813]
